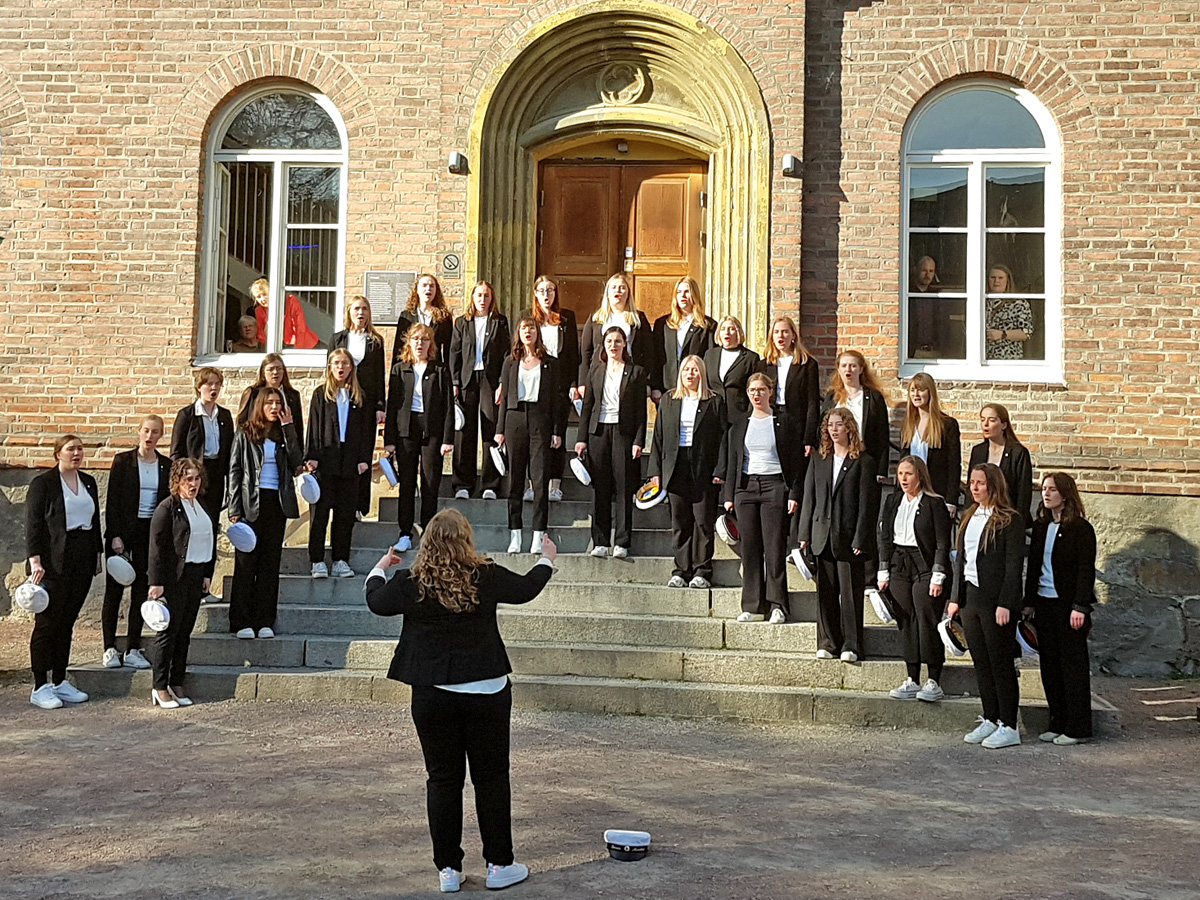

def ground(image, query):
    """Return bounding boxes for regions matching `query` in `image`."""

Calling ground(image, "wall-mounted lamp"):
[448,151,469,175]
[781,153,802,179]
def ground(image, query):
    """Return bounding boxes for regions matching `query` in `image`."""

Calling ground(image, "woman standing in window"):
[392,274,454,371]
[385,324,455,553]
[877,456,952,702]
[248,277,319,350]
[984,265,1034,360]
[170,367,235,535]
[899,373,961,514]
[798,409,879,660]
[330,296,387,516]
[305,349,372,578]
[649,355,726,589]
[575,327,648,559]
[226,388,303,640]
[1025,472,1097,745]
[237,353,304,440]
[651,276,715,403]
[526,276,580,503]
[968,403,1033,526]
[450,281,510,501]
[704,316,761,425]
[578,273,652,387]
[947,463,1026,749]
[25,434,102,709]
[495,318,567,554]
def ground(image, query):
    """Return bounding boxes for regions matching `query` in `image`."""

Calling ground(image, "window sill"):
[193,350,330,370]
[899,360,1066,387]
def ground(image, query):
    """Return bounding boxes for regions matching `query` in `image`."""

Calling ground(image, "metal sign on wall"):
[363,271,417,325]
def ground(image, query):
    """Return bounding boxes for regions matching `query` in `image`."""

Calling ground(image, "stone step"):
[377,495,672,528]
[352,521,675,555]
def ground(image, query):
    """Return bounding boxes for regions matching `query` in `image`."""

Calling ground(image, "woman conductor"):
[25,435,102,709]
[649,355,726,589]
[900,373,961,514]
[526,276,580,502]
[650,276,715,402]
[170,367,234,531]
[704,316,760,425]
[969,403,1033,526]
[365,510,557,892]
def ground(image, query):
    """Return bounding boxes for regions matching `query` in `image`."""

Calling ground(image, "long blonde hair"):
[591,272,639,326]
[762,315,812,366]
[323,348,364,405]
[410,509,492,612]
[827,349,887,405]
[400,323,439,363]
[671,354,715,400]
[343,295,383,342]
[666,276,708,332]
[818,407,865,459]
[900,372,950,449]
[958,463,1018,551]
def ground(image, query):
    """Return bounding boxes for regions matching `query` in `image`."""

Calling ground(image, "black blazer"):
[877,490,952,577]
[449,312,510,390]
[822,388,891,479]
[170,402,234,472]
[521,308,581,389]
[758,355,821,449]
[968,440,1033,526]
[226,423,304,522]
[147,495,217,584]
[722,414,807,506]
[651,314,716,393]
[330,329,387,415]
[902,416,962,508]
[704,345,762,424]
[576,362,649,449]
[236,385,304,440]
[798,451,880,560]
[1024,517,1097,614]
[578,312,653,385]
[391,310,454,373]
[951,511,1025,610]
[384,360,455,448]
[26,467,103,575]
[104,448,171,551]
[365,561,553,685]
[496,355,568,439]
[305,388,373,479]
[648,393,727,491]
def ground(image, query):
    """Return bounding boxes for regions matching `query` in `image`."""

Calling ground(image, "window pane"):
[908,89,1045,152]
[908,233,967,293]
[909,167,967,228]
[986,297,1044,362]
[285,290,334,350]
[987,167,1045,228]
[986,234,1045,294]
[288,167,340,224]
[286,228,337,288]
[221,93,342,151]
[908,297,966,361]
[215,162,273,354]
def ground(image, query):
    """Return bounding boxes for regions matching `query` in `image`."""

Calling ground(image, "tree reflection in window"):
[221,93,342,151]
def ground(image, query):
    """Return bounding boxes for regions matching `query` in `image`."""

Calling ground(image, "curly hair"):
[818,407,866,459]
[409,509,492,613]
[169,457,207,497]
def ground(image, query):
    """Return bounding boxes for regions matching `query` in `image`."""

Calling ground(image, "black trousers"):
[397,413,444,537]
[505,403,550,531]
[887,545,944,683]
[102,517,151,650]
[201,457,226,527]
[30,530,97,687]
[588,423,636,549]
[453,373,502,495]
[308,472,358,563]
[734,474,789,615]
[410,682,515,872]
[228,489,287,632]
[1034,595,1093,738]
[816,547,866,657]
[152,562,206,690]
[959,583,1020,727]
[667,449,716,581]
[547,444,566,482]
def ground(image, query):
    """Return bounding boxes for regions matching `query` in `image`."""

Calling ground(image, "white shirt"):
[181,497,214,565]
[675,324,690,361]
[194,399,221,458]
[604,313,633,344]
[347,331,368,365]
[260,439,280,490]
[417,309,433,327]
[137,457,159,518]
[844,390,865,436]
[62,476,95,530]
[540,324,560,358]
[473,316,488,370]
[963,507,994,588]
[599,365,624,423]
[679,397,699,448]
[517,363,541,402]
[775,357,793,405]
[743,416,782,475]
[719,348,739,380]
[832,451,847,486]
[892,491,923,547]
[336,388,350,442]
[411,362,427,412]
[1038,522,1060,597]
[909,426,930,462]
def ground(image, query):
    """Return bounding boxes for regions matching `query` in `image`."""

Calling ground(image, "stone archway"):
[466,1,771,336]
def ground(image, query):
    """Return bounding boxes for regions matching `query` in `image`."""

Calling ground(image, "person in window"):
[908,255,941,357]
[984,264,1035,360]
[525,276,581,503]
[170,367,235,539]
[578,273,653,386]
[703,315,761,425]
[330,296,388,516]
[237,353,304,440]
[899,373,961,515]
[248,277,319,350]
[392,274,454,372]
[450,281,510,501]
[650,276,715,403]
[230,316,262,353]
[967,403,1033,527]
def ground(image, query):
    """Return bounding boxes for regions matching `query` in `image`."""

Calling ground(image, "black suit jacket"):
[384,361,455,447]
[26,467,103,575]
[330,329,387,414]
[236,385,304,441]
[577,362,648,449]
[226,424,304,522]
[170,402,234,473]
[649,393,727,491]
[759,355,821,449]
[951,511,1025,610]
[305,388,373,479]
[822,388,890,479]
[968,440,1033,526]
[578,312,653,384]
[704,345,762,424]
[392,310,454,373]
[449,312,510,390]
[1024,517,1097,614]
[798,451,880,560]
[365,560,553,685]
[651,315,716,393]
[104,448,171,550]
[902,415,961,508]
[496,355,568,438]
[521,308,581,388]
[877,490,952,576]
[722,414,807,506]
[148,495,218,583]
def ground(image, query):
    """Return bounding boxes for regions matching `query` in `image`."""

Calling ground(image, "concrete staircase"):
[71,477,1118,734]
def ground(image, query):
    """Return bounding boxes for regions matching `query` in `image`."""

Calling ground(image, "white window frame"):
[197,83,349,367]
[899,81,1063,384]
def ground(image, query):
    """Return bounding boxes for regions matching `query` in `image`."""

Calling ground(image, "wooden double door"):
[537,162,706,326]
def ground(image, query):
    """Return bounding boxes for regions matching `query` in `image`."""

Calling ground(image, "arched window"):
[199,85,348,362]
[901,82,1061,381]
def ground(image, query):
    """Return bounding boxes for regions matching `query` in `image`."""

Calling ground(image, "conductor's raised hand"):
[540,534,558,562]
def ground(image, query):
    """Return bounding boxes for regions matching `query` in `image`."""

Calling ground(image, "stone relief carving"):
[598,62,650,106]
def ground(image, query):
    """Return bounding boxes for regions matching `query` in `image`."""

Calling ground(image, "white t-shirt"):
[540,324,560,358]
[1038,522,1060,597]
[679,397,700,447]
[181,497,214,565]
[719,348,739,380]
[347,331,368,365]
[963,507,994,587]
[599,365,624,423]
[411,362,427,412]
[473,316,488,370]
[775,357,793,406]
[743,416,782,475]
[517,363,541,402]
[832,451,847,485]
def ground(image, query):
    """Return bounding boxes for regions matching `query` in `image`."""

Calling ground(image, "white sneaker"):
[486,862,529,889]
[393,535,413,552]
[331,560,355,578]
[982,723,1022,749]
[102,647,122,668]
[667,575,687,588]
[454,489,470,500]
[689,576,710,589]
[523,488,534,502]
[258,627,275,639]
[31,684,63,709]
[611,546,629,559]
[549,488,564,502]
[1039,731,1061,743]
[236,627,256,639]
[736,612,763,622]
[768,608,786,625]
[964,717,999,744]
[53,681,89,703]
[917,679,945,702]
[439,867,462,892]
[840,650,858,663]
[1052,734,1086,745]
[123,648,151,670]
[815,649,834,659]
[482,489,497,500]
[507,530,522,553]
[889,677,920,700]
[590,545,609,558]
[529,531,545,554]
[311,562,329,579]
